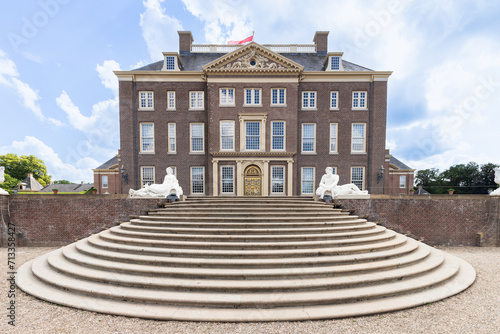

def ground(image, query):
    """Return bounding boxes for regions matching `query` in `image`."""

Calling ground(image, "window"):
[271,121,285,151]
[221,166,234,194]
[330,91,339,109]
[220,121,234,151]
[141,167,155,187]
[191,167,204,194]
[190,123,204,153]
[245,121,261,150]
[351,123,366,153]
[352,91,367,109]
[302,123,316,153]
[168,123,176,153]
[302,91,316,109]
[165,56,176,70]
[330,56,340,70]
[139,91,153,110]
[330,123,338,153]
[271,166,285,194]
[140,123,154,153]
[244,89,261,106]
[102,175,108,188]
[301,167,315,195]
[351,167,365,190]
[400,175,406,188]
[167,91,175,110]
[220,88,235,106]
[190,91,204,110]
[271,88,286,106]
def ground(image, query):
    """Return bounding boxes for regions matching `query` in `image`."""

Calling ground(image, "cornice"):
[210,151,296,157]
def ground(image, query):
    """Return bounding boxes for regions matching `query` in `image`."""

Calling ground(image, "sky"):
[1,0,499,183]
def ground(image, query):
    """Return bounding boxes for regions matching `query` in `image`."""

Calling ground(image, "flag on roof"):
[227,33,254,45]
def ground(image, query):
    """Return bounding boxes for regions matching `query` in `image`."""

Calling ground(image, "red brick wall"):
[2,195,497,247]
[3,195,158,246]
[335,195,499,247]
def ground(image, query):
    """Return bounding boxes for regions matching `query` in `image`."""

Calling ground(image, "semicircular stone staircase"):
[17,197,476,322]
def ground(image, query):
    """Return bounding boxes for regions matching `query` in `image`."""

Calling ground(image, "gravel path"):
[2,246,499,334]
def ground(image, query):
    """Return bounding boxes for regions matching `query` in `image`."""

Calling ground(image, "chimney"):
[81,181,84,185]
[178,31,194,55]
[313,31,329,56]
[28,173,33,178]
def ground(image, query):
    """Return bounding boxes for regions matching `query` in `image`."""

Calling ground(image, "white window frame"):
[301,167,315,195]
[239,114,267,152]
[190,166,205,195]
[351,167,365,190]
[351,123,366,153]
[400,175,406,189]
[245,121,261,151]
[189,91,204,110]
[352,91,367,110]
[140,122,154,153]
[139,91,154,110]
[220,121,235,151]
[271,166,285,195]
[141,166,155,187]
[330,91,339,110]
[219,88,235,106]
[302,91,316,109]
[102,175,108,188]
[271,121,286,151]
[167,91,176,110]
[301,123,316,154]
[271,88,286,106]
[168,122,176,154]
[165,56,176,70]
[190,123,205,153]
[330,123,338,154]
[244,88,261,106]
[330,56,340,70]
[220,166,235,194]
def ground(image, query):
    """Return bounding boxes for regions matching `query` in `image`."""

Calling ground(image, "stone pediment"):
[202,42,304,74]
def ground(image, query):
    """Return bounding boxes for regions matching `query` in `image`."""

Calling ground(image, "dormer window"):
[162,52,181,71]
[330,56,340,70]
[326,53,343,71]
[165,56,175,70]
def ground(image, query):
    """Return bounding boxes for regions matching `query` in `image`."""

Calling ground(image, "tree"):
[440,162,479,194]
[415,168,445,194]
[0,154,51,187]
[53,180,72,184]
[0,174,19,193]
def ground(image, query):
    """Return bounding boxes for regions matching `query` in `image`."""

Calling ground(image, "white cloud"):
[0,136,97,182]
[140,0,184,60]
[96,60,121,97]
[0,49,62,126]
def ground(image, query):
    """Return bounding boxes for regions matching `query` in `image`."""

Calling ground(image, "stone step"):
[107,225,387,243]
[146,211,350,218]
[30,249,459,308]
[153,205,341,212]
[85,233,409,259]
[72,237,420,270]
[133,215,364,224]
[97,229,397,250]
[16,254,477,321]
[119,221,377,235]
[49,243,439,291]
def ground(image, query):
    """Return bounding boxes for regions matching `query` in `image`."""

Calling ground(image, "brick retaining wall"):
[335,195,500,247]
[0,195,498,247]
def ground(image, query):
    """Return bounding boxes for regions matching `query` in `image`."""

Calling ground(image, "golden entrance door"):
[244,165,262,196]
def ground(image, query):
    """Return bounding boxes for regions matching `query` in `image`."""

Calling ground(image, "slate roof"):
[95,156,119,170]
[390,156,414,171]
[39,183,94,193]
[132,53,373,72]
[21,175,44,191]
